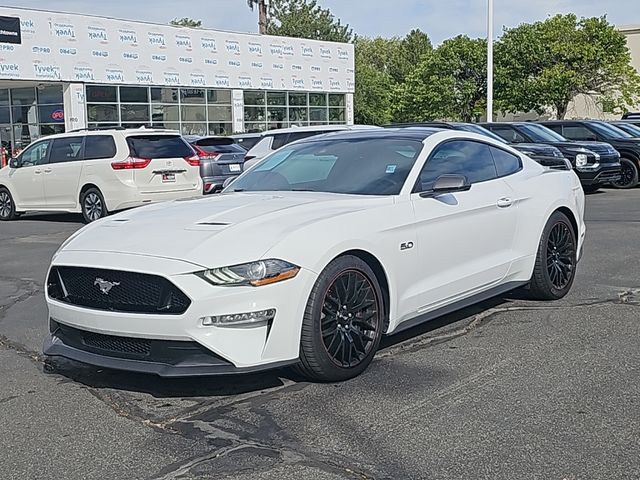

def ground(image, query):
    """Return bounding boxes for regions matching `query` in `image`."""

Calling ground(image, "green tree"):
[169,17,202,28]
[496,14,640,119]
[393,35,487,122]
[266,0,352,43]
[246,0,268,34]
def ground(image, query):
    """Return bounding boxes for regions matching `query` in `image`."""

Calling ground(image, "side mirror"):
[222,176,238,189]
[9,157,19,169]
[420,174,471,198]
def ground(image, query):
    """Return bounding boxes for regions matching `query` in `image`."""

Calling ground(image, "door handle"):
[497,197,513,208]
[44,168,52,174]
[34,169,42,174]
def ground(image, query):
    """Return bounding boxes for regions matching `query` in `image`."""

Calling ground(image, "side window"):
[49,137,84,164]
[84,135,117,160]
[418,140,498,191]
[271,133,291,150]
[490,146,522,177]
[287,131,322,143]
[488,126,527,143]
[561,125,597,141]
[19,140,51,167]
[545,124,564,135]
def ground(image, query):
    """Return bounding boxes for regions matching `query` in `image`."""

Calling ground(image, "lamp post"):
[486,0,494,122]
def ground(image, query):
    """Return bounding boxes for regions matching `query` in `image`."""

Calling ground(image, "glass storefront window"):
[0,107,10,123]
[244,91,265,106]
[310,107,328,122]
[38,105,65,124]
[181,105,206,122]
[86,85,117,103]
[244,122,268,133]
[40,124,65,136]
[11,88,36,106]
[180,89,205,104]
[87,104,119,122]
[289,107,308,124]
[267,107,287,123]
[309,93,327,107]
[329,94,345,107]
[181,122,207,136]
[244,106,266,122]
[208,105,232,122]
[289,93,307,106]
[207,89,231,104]
[329,108,346,122]
[208,122,232,135]
[12,105,37,124]
[120,104,150,122]
[151,104,180,123]
[0,89,9,106]
[120,86,149,103]
[37,86,63,104]
[267,91,286,106]
[151,87,179,103]
[150,121,180,131]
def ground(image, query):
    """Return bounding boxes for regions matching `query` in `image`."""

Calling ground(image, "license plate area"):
[162,173,176,183]
[229,164,242,172]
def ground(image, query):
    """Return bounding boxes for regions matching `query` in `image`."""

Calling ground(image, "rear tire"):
[0,187,17,221]
[295,255,384,382]
[611,158,639,189]
[80,188,108,223]
[528,211,577,300]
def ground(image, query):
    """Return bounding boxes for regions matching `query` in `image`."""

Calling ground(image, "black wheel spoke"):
[546,222,575,290]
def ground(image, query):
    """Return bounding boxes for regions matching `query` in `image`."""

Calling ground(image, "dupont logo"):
[251,61,263,69]
[272,63,284,70]
[215,75,230,87]
[88,27,108,42]
[20,19,36,34]
[225,40,240,54]
[74,66,94,81]
[337,48,349,60]
[175,35,192,49]
[282,45,294,56]
[135,70,153,83]
[329,79,342,90]
[301,46,313,57]
[105,69,125,82]
[0,62,19,77]
[118,29,138,44]
[152,54,167,62]
[148,32,166,47]
[190,73,206,86]
[346,68,355,74]
[59,47,77,55]
[248,42,263,55]
[269,44,283,56]
[204,58,218,65]
[228,59,241,68]
[310,65,321,72]
[238,76,252,88]
[291,64,302,71]
[163,72,180,85]
[320,47,332,58]
[32,46,50,54]
[201,38,217,51]
[123,52,139,60]
[260,77,273,89]
[292,78,305,88]
[92,50,109,58]
[178,56,193,64]
[329,66,339,73]
[52,23,76,39]
[311,79,323,89]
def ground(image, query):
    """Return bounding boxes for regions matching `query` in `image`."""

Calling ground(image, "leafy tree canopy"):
[170,17,202,28]
[267,0,352,43]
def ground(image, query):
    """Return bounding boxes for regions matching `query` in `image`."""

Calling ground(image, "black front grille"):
[83,331,151,355]
[47,266,191,315]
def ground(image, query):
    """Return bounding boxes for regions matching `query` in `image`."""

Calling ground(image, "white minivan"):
[0,128,203,222]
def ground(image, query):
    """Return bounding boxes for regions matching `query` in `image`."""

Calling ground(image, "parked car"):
[481,122,622,192]
[233,133,263,152]
[387,122,569,169]
[184,136,246,194]
[539,120,640,189]
[622,112,640,120]
[0,128,202,223]
[44,128,585,381]
[609,121,640,138]
[234,125,380,169]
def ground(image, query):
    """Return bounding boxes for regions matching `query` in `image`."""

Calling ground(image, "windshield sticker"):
[385,165,397,174]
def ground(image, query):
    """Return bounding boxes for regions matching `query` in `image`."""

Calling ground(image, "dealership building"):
[0,6,355,153]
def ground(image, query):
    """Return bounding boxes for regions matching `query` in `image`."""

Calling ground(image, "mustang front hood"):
[59,192,389,268]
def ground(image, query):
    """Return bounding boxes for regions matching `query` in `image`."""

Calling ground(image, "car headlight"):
[575,153,588,167]
[196,259,300,287]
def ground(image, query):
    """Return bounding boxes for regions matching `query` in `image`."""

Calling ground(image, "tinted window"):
[544,124,564,135]
[84,135,117,160]
[126,135,193,159]
[19,140,51,167]
[517,124,566,142]
[288,131,324,143]
[586,122,631,140]
[561,125,597,141]
[418,140,498,191]
[49,137,84,164]
[235,136,262,151]
[271,133,291,150]
[490,146,521,177]
[230,138,424,195]
[487,126,527,143]
[196,143,245,154]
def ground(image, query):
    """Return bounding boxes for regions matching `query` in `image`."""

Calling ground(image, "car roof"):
[233,124,379,138]
[292,127,446,144]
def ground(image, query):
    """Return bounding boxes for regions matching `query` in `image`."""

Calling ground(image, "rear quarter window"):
[84,135,116,160]
[235,137,262,151]
[490,146,522,177]
[126,135,193,159]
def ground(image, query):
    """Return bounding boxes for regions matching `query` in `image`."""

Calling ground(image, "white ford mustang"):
[44,128,586,381]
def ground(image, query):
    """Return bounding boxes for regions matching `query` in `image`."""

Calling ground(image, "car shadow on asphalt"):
[44,295,514,398]
[19,212,84,224]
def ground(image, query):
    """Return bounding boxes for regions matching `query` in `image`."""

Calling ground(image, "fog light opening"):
[201,309,276,327]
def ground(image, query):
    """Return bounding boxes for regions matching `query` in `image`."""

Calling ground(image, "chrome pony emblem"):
[94,278,120,295]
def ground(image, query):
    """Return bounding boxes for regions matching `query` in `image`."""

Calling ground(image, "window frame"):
[48,136,86,164]
[17,138,52,167]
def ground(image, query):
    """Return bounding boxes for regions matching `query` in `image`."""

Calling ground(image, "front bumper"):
[43,251,318,375]
[576,163,621,186]
[202,175,234,194]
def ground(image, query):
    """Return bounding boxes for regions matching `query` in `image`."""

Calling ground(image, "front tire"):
[0,187,17,221]
[611,158,639,189]
[582,184,600,194]
[296,255,384,382]
[528,211,577,300]
[81,188,108,223]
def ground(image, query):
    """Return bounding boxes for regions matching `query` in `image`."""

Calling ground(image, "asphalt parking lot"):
[1,189,639,480]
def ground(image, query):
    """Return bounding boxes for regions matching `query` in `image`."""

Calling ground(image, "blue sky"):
[4,0,639,43]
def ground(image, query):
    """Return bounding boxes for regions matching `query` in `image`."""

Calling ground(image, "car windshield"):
[614,123,640,137]
[227,137,424,195]
[455,124,508,144]
[518,124,567,142]
[588,122,633,140]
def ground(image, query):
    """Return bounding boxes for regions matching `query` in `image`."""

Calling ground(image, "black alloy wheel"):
[611,158,639,189]
[320,270,379,369]
[81,188,108,223]
[0,188,17,221]
[528,211,577,300]
[296,255,384,382]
